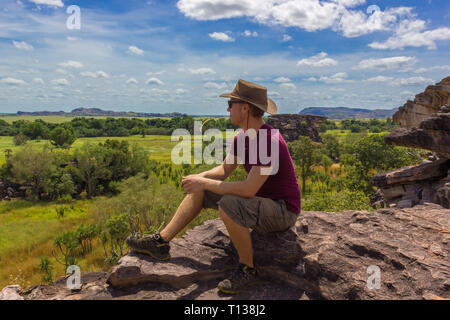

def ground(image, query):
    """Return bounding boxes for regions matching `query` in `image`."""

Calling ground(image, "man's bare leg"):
[219,206,254,268]
[159,191,205,242]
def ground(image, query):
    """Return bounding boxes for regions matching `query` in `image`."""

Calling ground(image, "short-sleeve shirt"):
[229,123,301,214]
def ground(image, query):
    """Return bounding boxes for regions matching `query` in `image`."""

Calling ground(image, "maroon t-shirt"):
[230,123,301,214]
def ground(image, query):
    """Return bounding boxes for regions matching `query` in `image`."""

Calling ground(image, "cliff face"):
[373,77,450,209]
[392,77,450,129]
[3,204,449,300]
[267,114,327,143]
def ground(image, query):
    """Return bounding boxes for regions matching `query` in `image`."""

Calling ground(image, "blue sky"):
[0,0,449,115]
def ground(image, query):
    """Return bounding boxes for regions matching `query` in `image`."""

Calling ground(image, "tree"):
[13,133,28,146]
[22,120,49,140]
[321,133,340,162]
[69,143,112,198]
[288,136,322,193]
[49,126,76,148]
[9,144,56,200]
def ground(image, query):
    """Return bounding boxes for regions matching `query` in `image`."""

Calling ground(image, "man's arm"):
[198,153,239,181]
[182,165,270,198]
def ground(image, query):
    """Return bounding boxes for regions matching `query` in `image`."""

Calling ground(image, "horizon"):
[0,0,449,114]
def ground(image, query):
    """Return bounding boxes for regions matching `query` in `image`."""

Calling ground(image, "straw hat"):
[220,79,278,115]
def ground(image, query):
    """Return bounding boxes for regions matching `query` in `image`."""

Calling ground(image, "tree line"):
[319,118,400,133]
[0,115,240,147]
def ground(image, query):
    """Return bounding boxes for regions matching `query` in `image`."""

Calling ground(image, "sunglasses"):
[228,100,242,109]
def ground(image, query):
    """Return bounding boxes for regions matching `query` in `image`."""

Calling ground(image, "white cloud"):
[180,67,216,75]
[243,30,258,37]
[146,70,166,76]
[0,77,27,86]
[126,78,138,85]
[28,0,64,7]
[304,77,318,82]
[297,52,338,67]
[59,60,83,69]
[397,76,433,86]
[280,83,296,89]
[12,40,34,51]
[274,77,291,83]
[128,45,145,55]
[336,7,413,38]
[33,78,45,84]
[209,32,235,42]
[363,76,394,82]
[369,19,450,50]
[414,65,450,73]
[204,82,228,89]
[177,0,450,51]
[51,78,70,86]
[146,77,164,85]
[176,88,189,95]
[354,56,417,70]
[282,34,292,42]
[319,72,348,83]
[80,71,110,78]
[66,36,78,41]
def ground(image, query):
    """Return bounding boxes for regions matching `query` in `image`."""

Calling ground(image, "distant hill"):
[299,107,397,119]
[14,108,185,118]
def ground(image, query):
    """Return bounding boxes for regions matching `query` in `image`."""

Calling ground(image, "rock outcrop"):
[4,204,449,300]
[374,77,450,209]
[267,114,327,143]
[392,77,450,129]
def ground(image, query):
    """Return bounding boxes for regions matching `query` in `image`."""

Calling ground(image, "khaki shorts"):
[203,189,298,233]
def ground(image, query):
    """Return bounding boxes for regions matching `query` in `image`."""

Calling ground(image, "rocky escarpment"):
[3,204,449,300]
[267,114,327,143]
[392,77,450,129]
[373,77,450,209]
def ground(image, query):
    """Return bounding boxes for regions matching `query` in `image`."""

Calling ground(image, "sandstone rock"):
[0,285,24,300]
[393,77,450,129]
[267,114,327,143]
[372,157,450,188]
[8,205,449,300]
[375,77,450,208]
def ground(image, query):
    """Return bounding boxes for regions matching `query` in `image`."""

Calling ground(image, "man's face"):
[227,100,247,127]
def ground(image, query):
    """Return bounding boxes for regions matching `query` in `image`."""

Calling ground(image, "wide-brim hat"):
[220,79,278,115]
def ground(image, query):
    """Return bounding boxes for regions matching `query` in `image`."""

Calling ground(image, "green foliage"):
[53,230,80,268]
[13,133,28,146]
[104,214,129,257]
[288,136,323,193]
[49,126,76,148]
[302,190,372,212]
[38,256,53,284]
[8,144,58,200]
[76,223,100,255]
[321,133,340,162]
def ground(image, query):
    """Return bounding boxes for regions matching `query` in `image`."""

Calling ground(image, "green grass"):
[0,131,237,165]
[0,199,96,289]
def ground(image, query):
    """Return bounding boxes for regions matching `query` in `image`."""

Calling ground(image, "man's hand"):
[181,175,206,194]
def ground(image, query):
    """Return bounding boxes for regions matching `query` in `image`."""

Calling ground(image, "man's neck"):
[243,118,265,132]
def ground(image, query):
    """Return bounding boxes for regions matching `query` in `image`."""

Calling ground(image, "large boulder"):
[392,77,450,129]
[267,114,327,143]
[375,76,450,208]
[9,205,449,300]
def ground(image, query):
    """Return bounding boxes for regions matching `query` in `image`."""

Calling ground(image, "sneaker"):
[126,233,171,261]
[217,263,259,294]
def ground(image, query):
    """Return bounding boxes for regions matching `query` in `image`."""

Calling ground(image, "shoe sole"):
[132,248,171,261]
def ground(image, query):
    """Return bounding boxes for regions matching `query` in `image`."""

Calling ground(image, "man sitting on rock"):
[126,79,301,294]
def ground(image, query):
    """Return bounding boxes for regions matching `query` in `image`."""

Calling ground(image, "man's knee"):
[218,194,236,218]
